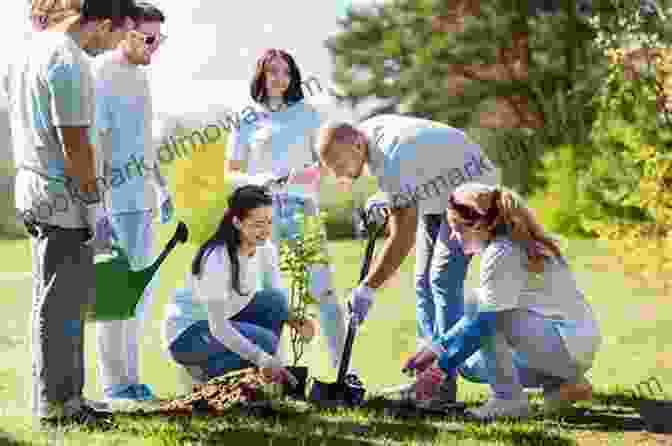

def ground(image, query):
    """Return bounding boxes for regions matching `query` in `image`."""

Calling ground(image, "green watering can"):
[86,221,189,322]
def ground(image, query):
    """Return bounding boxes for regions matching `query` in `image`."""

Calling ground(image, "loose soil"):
[158,368,274,415]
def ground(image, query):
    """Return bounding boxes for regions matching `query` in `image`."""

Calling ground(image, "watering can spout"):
[130,221,189,290]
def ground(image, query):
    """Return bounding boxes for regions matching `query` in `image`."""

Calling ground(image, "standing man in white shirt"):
[91,1,174,402]
[316,115,501,408]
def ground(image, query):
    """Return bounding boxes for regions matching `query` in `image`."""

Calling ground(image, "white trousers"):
[95,211,155,390]
[306,263,348,372]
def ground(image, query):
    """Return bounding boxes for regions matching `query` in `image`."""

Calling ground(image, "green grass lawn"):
[1,227,671,445]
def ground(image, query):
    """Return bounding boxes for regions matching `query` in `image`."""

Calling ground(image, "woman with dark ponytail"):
[162,185,314,386]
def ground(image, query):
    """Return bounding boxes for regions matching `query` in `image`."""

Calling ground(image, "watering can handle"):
[145,222,189,277]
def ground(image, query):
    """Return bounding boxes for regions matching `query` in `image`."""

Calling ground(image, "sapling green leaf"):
[277,207,332,367]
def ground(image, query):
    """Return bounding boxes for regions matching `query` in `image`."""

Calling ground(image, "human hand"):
[349,284,374,325]
[160,195,174,224]
[157,188,174,224]
[74,176,101,205]
[260,173,290,193]
[94,212,116,245]
[290,318,317,342]
[260,366,298,387]
[402,348,438,376]
[414,366,446,401]
[364,193,391,227]
[83,204,102,246]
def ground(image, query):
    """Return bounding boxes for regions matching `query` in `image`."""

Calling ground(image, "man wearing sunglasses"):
[316,115,501,409]
[90,1,173,403]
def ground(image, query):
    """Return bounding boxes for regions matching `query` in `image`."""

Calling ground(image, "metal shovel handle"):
[336,210,390,385]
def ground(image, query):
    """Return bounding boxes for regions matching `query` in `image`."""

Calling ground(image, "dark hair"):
[250,48,304,106]
[80,0,137,30]
[132,1,165,23]
[191,184,273,295]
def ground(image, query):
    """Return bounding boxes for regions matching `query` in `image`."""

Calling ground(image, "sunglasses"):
[131,30,167,46]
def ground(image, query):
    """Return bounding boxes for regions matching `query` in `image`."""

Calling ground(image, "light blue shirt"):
[358,114,501,215]
[227,99,322,179]
[91,53,157,215]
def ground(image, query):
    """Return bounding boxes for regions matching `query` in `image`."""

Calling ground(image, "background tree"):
[325,0,607,195]
[326,0,671,240]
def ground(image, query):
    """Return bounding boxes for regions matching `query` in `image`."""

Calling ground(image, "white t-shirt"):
[90,52,158,214]
[226,99,323,202]
[477,236,602,368]
[163,241,286,369]
[3,31,95,228]
[358,114,501,215]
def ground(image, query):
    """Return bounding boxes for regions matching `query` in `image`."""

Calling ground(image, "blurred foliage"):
[0,161,23,238]
[327,0,609,196]
[584,2,672,291]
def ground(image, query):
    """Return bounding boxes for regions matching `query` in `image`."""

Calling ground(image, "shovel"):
[86,221,189,322]
[307,206,389,407]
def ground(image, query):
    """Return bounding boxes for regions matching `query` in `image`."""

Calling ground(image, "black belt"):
[23,218,91,241]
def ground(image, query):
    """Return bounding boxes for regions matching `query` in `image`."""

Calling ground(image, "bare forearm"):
[363,223,416,290]
[225,159,246,175]
[63,140,97,194]
[60,127,94,175]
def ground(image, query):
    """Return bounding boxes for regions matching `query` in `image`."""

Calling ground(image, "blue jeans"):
[168,288,289,380]
[415,214,471,348]
[458,309,588,399]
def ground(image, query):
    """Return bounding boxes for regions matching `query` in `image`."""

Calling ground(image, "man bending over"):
[316,114,501,408]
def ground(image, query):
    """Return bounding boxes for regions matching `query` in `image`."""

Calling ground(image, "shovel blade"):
[308,380,365,407]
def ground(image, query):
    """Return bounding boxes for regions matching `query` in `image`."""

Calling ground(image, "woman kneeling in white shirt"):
[163,184,313,386]
[403,183,602,420]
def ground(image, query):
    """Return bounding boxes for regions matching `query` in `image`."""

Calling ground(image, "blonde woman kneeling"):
[403,183,602,420]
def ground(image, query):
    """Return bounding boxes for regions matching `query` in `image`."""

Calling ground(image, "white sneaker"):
[467,395,531,420]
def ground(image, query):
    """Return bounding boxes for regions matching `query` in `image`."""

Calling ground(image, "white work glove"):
[83,203,104,246]
[349,283,375,325]
[156,186,174,224]
[258,356,298,387]
[364,193,392,227]
[230,172,287,192]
